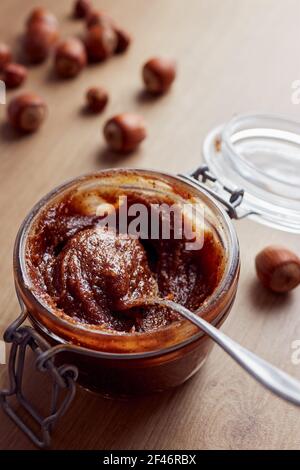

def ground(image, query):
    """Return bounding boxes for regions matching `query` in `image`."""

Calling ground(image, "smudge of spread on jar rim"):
[25,186,225,334]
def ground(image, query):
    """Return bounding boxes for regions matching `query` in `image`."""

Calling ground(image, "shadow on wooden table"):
[135,89,162,105]
[247,279,294,315]
[0,347,197,450]
[0,122,34,143]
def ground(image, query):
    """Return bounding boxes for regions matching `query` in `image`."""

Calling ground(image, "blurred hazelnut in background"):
[104,113,147,153]
[54,38,87,78]
[23,8,59,63]
[142,57,176,94]
[1,63,27,89]
[73,0,92,19]
[8,93,47,132]
[86,87,109,113]
[85,24,117,62]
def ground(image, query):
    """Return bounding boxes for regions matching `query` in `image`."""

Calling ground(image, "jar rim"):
[14,168,240,357]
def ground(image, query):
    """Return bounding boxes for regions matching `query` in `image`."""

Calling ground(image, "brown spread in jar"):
[25,184,225,333]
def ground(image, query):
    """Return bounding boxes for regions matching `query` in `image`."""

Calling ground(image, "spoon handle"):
[158,299,300,406]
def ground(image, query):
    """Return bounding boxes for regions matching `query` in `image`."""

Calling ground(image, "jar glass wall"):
[14,169,240,396]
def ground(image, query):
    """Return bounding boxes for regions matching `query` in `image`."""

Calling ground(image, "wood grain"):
[0,0,300,450]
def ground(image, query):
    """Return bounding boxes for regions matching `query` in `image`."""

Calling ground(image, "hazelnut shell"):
[143,57,176,94]
[55,38,87,78]
[2,63,27,89]
[85,24,117,62]
[86,87,109,113]
[24,23,59,63]
[255,246,300,293]
[74,0,92,19]
[103,113,147,152]
[8,93,47,132]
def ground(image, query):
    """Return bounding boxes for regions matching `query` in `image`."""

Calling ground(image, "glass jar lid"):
[203,114,300,233]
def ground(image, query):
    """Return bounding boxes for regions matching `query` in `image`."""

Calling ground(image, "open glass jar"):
[1,113,300,448]
[15,168,240,385]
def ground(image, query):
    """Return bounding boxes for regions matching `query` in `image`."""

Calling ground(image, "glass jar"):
[14,169,240,396]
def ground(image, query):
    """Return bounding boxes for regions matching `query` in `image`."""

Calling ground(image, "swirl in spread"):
[26,189,224,333]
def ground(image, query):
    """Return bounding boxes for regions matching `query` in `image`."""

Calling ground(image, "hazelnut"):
[73,0,92,19]
[103,113,146,152]
[86,9,112,29]
[85,24,117,62]
[2,63,27,89]
[142,57,176,94]
[0,43,12,70]
[85,12,131,54]
[8,93,47,132]
[255,246,300,293]
[86,87,109,113]
[26,7,58,30]
[54,38,87,78]
[24,22,59,63]
[114,28,131,54]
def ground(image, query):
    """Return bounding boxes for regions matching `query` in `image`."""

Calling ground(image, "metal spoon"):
[130,297,300,406]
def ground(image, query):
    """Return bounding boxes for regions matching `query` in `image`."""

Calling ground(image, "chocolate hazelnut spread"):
[26,187,224,333]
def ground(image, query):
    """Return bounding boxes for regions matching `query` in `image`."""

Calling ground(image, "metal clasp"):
[0,310,78,448]
[179,165,247,219]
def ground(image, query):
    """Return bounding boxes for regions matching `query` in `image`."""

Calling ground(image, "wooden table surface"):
[1,0,300,450]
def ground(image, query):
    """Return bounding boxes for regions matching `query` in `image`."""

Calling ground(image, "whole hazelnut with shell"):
[85,24,117,62]
[103,113,147,153]
[2,63,27,89]
[86,87,109,113]
[142,57,176,94]
[255,246,300,293]
[8,93,47,133]
[24,22,59,63]
[54,38,87,78]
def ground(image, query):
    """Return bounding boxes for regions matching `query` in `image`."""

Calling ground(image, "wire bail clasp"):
[179,165,248,219]
[0,310,78,448]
